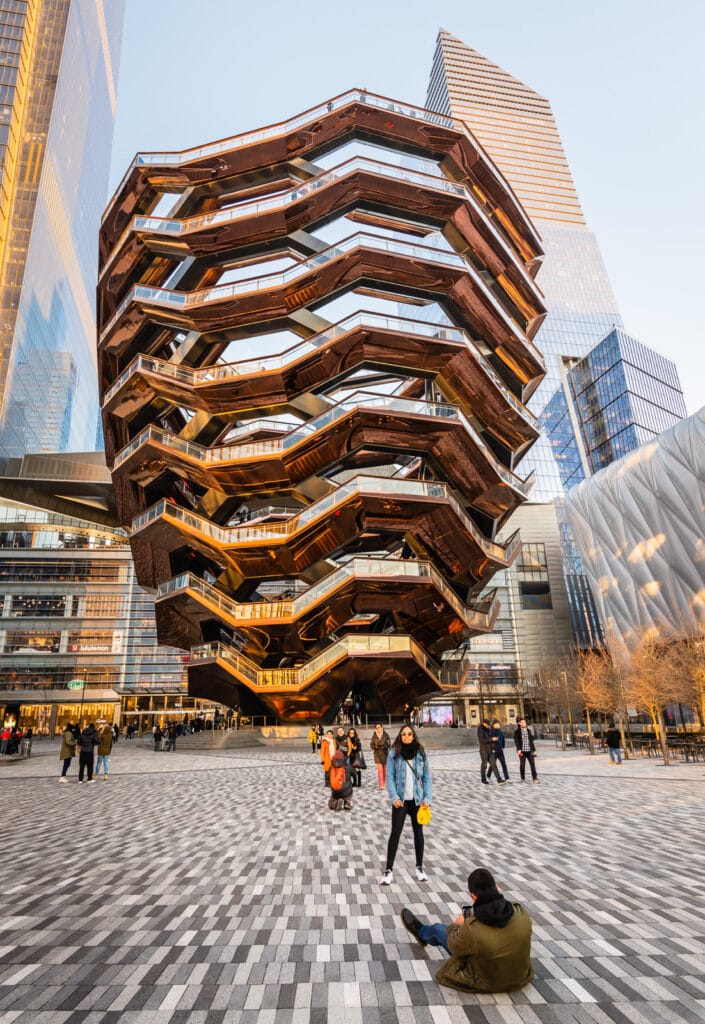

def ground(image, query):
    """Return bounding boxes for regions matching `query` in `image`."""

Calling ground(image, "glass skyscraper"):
[426,31,686,653]
[426,30,623,500]
[0,0,125,458]
[543,327,687,490]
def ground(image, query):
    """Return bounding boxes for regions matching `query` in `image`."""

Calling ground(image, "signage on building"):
[66,679,85,690]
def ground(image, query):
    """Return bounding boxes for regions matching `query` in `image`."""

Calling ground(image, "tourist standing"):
[489,720,510,783]
[307,724,318,753]
[605,723,623,764]
[153,724,163,751]
[514,718,539,784]
[477,719,498,785]
[381,725,432,884]
[58,723,76,782]
[370,723,391,789]
[320,728,335,785]
[77,722,99,783]
[95,722,113,779]
[347,727,364,787]
[328,750,353,812]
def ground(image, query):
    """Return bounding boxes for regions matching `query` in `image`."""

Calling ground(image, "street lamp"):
[561,670,574,744]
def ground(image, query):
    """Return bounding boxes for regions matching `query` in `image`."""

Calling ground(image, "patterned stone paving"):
[1,739,704,1023]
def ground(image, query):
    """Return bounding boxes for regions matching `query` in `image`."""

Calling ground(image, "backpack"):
[329,763,347,791]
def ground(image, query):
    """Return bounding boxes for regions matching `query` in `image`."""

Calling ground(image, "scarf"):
[400,739,419,760]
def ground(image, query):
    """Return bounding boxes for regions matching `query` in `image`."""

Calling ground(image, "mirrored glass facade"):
[0,0,125,458]
[544,328,687,490]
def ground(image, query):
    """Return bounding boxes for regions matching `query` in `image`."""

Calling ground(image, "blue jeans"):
[608,747,622,763]
[95,754,110,775]
[494,749,509,780]
[418,923,450,954]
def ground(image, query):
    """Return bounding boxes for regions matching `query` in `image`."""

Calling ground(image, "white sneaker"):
[415,867,428,882]
[380,869,393,885]
[58,777,68,783]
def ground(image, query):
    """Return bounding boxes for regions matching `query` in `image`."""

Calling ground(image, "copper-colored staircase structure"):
[98,89,545,721]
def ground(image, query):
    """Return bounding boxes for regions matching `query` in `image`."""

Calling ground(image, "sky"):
[109,0,705,414]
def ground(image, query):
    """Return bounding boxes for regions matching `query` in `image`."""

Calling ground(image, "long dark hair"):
[392,724,425,759]
[347,727,361,748]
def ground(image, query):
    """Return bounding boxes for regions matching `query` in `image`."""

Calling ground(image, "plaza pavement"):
[0,738,704,1024]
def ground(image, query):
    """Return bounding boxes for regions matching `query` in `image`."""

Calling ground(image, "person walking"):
[477,719,499,785]
[166,722,177,751]
[58,723,76,782]
[381,725,431,885]
[77,722,99,783]
[514,718,539,784]
[370,723,391,789]
[153,724,163,751]
[307,724,318,754]
[399,867,534,993]
[490,720,511,783]
[605,723,623,764]
[347,727,364,788]
[95,722,113,779]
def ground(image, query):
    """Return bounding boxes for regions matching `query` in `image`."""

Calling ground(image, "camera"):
[462,904,474,919]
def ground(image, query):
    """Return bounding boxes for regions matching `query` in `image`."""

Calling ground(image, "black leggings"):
[385,799,424,870]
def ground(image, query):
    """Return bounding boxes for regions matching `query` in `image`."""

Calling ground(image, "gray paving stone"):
[1,742,705,1022]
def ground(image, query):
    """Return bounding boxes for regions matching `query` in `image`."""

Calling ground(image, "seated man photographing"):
[400,868,533,992]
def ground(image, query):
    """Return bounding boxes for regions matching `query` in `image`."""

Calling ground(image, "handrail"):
[131,473,518,565]
[113,389,532,498]
[102,155,537,300]
[100,231,543,368]
[190,632,443,690]
[156,557,493,630]
[103,310,536,426]
[104,88,538,247]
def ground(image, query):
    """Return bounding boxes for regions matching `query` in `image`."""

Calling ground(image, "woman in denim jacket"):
[380,725,432,885]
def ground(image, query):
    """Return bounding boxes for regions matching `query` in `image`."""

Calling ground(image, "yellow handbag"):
[416,804,432,826]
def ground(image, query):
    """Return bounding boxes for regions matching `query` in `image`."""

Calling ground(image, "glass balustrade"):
[114,389,531,496]
[106,90,458,218]
[131,474,515,564]
[156,556,493,630]
[190,630,443,689]
[103,310,536,427]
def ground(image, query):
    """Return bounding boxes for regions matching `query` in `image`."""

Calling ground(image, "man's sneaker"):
[380,869,394,885]
[400,908,427,946]
[78,780,84,785]
[103,774,109,781]
[58,777,68,783]
[504,778,513,784]
[497,779,506,785]
[533,779,541,785]
[415,866,428,882]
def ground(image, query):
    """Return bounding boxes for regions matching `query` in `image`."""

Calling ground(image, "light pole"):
[561,670,574,744]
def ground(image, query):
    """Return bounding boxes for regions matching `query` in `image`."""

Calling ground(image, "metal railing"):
[131,473,519,565]
[100,231,542,370]
[156,557,495,631]
[190,632,442,690]
[113,390,532,498]
[103,311,536,427]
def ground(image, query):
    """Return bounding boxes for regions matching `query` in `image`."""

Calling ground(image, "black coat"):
[605,728,621,749]
[514,727,536,754]
[477,724,492,749]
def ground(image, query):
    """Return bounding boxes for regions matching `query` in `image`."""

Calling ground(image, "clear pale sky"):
[109,0,705,414]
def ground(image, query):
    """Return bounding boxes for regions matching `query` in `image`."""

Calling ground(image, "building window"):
[519,543,547,570]
[8,594,67,617]
[519,581,553,610]
[4,630,62,653]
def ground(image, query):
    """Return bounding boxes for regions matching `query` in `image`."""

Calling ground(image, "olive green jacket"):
[435,903,534,993]
[59,729,76,760]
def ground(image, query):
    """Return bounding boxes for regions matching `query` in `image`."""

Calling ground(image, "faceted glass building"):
[98,90,546,720]
[543,327,687,490]
[0,0,125,458]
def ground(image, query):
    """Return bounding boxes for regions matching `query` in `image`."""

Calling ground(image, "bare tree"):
[624,630,678,765]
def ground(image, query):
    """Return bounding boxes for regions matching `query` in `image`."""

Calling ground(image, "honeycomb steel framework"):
[98,90,546,721]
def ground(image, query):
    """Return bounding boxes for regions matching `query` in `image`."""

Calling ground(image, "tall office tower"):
[0,0,125,458]
[98,90,546,721]
[427,31,635,654]
[427,30,623,500]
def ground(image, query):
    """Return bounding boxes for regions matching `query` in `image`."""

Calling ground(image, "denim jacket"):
[386,749,432,805]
